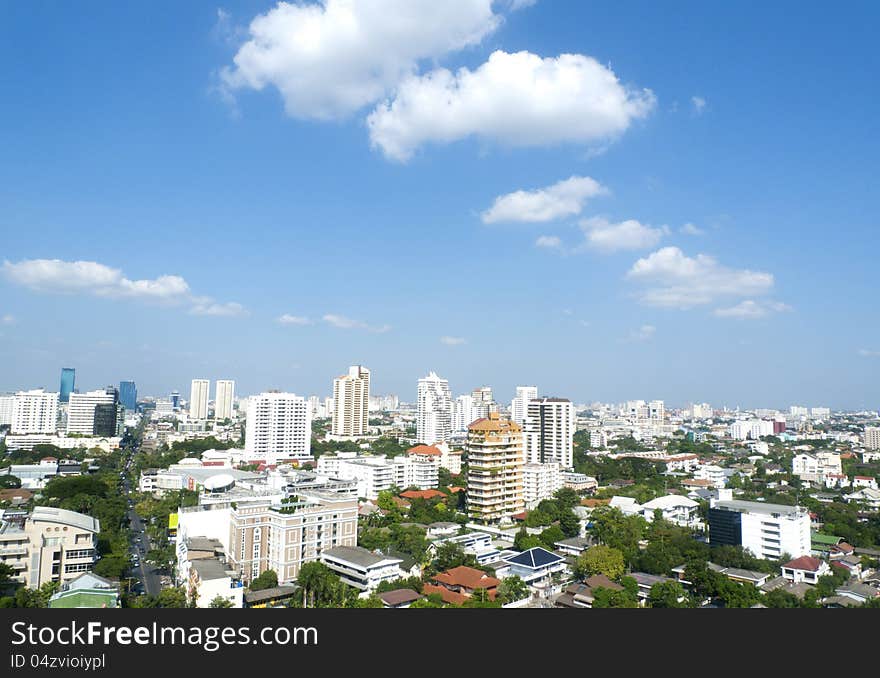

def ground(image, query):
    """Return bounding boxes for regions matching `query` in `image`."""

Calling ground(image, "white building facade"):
[244,392,311,465]
[416,371,452,445]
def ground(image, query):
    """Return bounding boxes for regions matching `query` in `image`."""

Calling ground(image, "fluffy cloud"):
[713,300,792,319]
[481,176,607,224]
[278,314,313,325]
[3,258,244,316]
[535,235,563,250]
[220,0,501,120]
[368,50,656,161]
[323,313,391,333]
[629,324,656,341]
[691,96,707,115]
[440,336,466,345]
[579,217,667,253]
[680,222,704,236]
[626,247,775,308]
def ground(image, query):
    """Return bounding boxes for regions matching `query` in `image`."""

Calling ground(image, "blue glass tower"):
[60,367,75,403]
[119,380,137,411]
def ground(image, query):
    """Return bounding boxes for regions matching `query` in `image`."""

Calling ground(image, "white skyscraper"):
[510,386,538,426]
[215,380,235,420]
[67,389,117,435]
[524,397,575,469]
[11,389,59,434]
[190,379,210,420]
[0,395,15,427]
[244,392,311,464]
[471,386,496,419]
[451,394,477,433]
[416,371,452,445]
[332,365,370,437]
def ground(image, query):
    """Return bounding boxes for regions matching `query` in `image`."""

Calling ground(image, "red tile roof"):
[422,584,468,606]
[447,486,464,493]
[783,556,825,572]
[400,489,446,501]
[407,445,443,456]
[433,566,500,592]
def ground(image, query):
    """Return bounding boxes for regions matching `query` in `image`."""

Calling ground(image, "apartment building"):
[466,412,524,523]
[416,371,452,445]
[331,365,370,437]
[708,499,811,560]
[523,397,574,468]
[523,463,562,509]
[321,545,403,594]
[792,451,842,483]
[190,379,210,420]
[244,392,311,465]
[11,390,59,435]
[215,380,235,420]
[67,388,118,436]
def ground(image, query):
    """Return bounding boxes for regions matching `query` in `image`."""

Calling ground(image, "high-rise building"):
[244,392,311,464]
[708,499,811,560]
[0,395,15,427]
[466,412,524,523]
[471,386,496,419]
[863,427,880,451]
[59,368,75,404]
[451,394,476,433]
[170,391,181,411]
[416,371,452,445]
[67,388,118,436]
[523,462,562,509]
[11,390,59,434]
[524,397,574,468]
[331,365,370,437]
[215,380,235,420]
[118,381,137,412]
[510,386,538,426]
[190,379,210,420]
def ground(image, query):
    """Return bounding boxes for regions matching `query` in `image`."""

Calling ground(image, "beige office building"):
[466,412,525,523]
[331,365,370,437]
[228,492,358,585]
[0,507,100,588]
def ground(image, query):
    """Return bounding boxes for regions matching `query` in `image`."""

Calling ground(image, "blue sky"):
[0,0,878,409]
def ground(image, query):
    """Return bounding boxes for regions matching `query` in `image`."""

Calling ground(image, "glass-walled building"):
[59,368,75,403]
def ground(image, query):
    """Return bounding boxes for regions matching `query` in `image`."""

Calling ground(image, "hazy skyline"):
[1,1,878,409]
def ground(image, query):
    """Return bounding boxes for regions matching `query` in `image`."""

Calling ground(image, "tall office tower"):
[451,394,476,432]
[67,388,118,435]
[0,395,15,426]
[331,365,370,437]
[170,391,181,411]
[523,397,575,468]
[510,386,538,426]
[59,368,75,404]
[11,389,59,434]
[189,379,210,420]
[215,380,235,420]
[471,386,496,419]
[866,427,880,451]
[244,392,311,465]
[648,400,665,421]
[119,380,137,412]
[416,371,452,445]
[466,412,524,523]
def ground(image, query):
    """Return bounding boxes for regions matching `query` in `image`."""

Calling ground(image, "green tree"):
[647,581,688,608]
[553,487,580,510]
[0,475,21,489]
[592,586,638,608]
[433,541,475,571]
[497,576,529,604]
[558,510,581,538]
[514,528,543,552]
[539,525,565,550]
[156,587,188,608]
[249,569,279,592]
[574,545,625,581]
[209,595,234,608]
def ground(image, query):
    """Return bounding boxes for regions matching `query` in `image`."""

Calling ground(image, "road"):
[127,504,162,596]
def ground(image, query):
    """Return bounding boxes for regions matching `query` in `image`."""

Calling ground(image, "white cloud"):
[713,300,792,319]
[1,314,14,326]
[368,50,656,161]
[481,175,607,224]
[691,96,707,115]
[629,324,656,341]
[219,0,502,120]
[579,217,667,253]
[440,336,467,345]
[505,0,537,9]
[680,222,704,236]
[626,247,775,309]
[857,349,880,357]
[323,313,391,333]
[2,258,244,316]
[278,314,313,325]
[535,235,563,250]
[189,301,249,317]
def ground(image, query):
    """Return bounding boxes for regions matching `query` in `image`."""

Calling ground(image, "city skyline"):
[1,1,878,409]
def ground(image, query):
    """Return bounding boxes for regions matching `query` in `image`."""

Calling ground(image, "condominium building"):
[523,397,574,468]
[0,507,100,588]
[708,499,811,560]
[466,412,524,523]
[321,546,403,594]
[510,386,538,426]
[471,386,496,419]
[451,394,477,433]
[11,390,59,435]
[66,388,118,436]
[523,462,562,509]
[331,365,370,437]
[228,493,358,585]
[792,451,842,483]
[729,419,775,441]
[416,371,452,445]
[244,392,311,465]
[0,395,15,426]
[190,379,210,420]
[215,380,235,420]
[865,427,880,451]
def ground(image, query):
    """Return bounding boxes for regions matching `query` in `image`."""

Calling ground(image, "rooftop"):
[322,545,402,569]
[31,506,100,533]
[712,499,806,517]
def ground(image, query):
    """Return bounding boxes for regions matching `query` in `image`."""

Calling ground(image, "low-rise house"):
[554,575,623,608]
[48,573,118,609]
[495,547,566,587]
[188,557,244,608]
[553,536,594,557]
[378,588,422,608]
[428,565,500,602]
[629,572,678,604]
[853,476,879,490]
[780,556,831,584]
[834,581,880,605]
[844,487,880,509]
[321,545,403,595]
[426,521,460,538]
[760,575,814,600]
[243,585,299,608]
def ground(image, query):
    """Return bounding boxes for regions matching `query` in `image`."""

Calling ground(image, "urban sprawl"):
[1,366,879,610]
